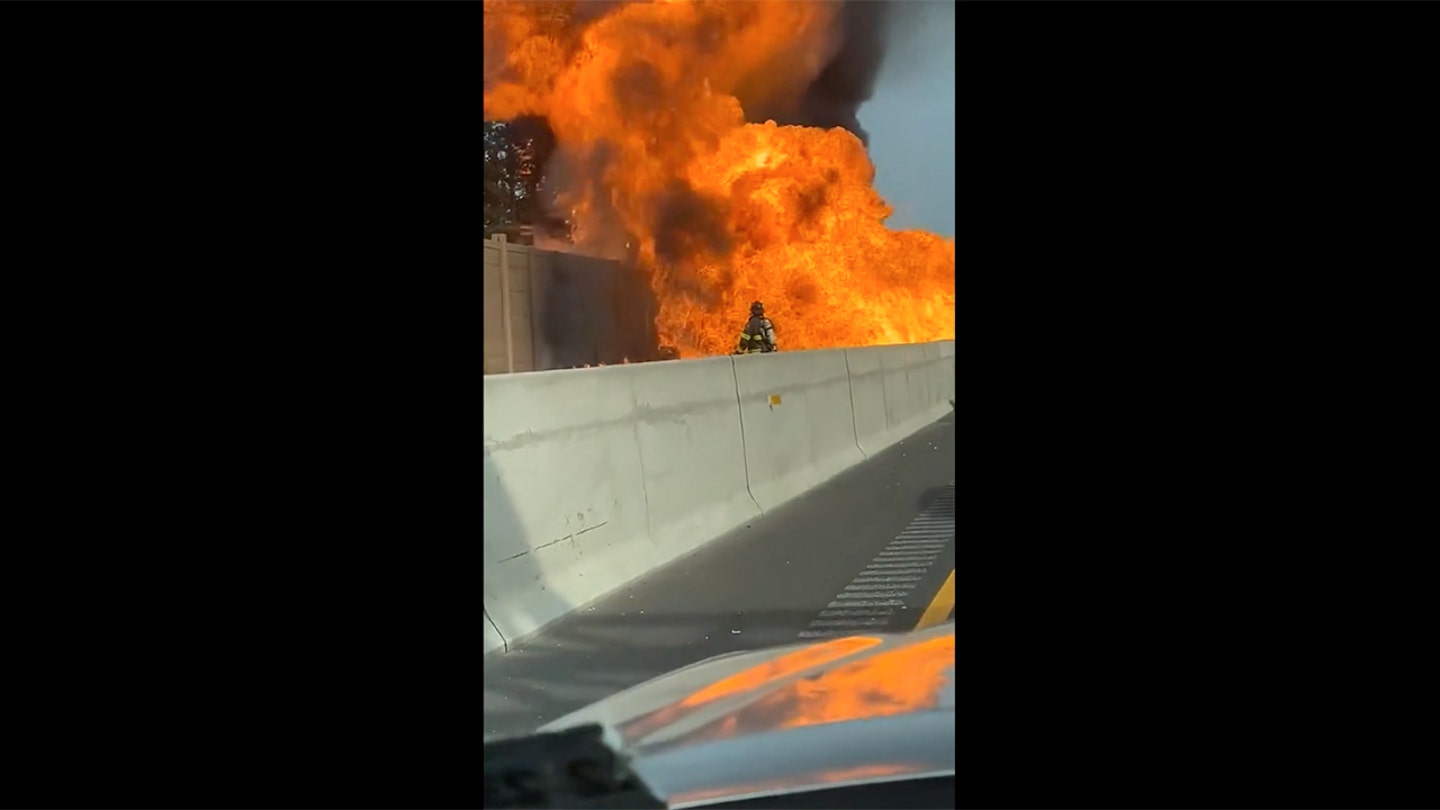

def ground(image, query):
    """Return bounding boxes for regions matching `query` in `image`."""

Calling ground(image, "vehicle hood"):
[539,624,955,807]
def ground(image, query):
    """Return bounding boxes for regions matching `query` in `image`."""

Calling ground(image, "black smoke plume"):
[741,0,893,146]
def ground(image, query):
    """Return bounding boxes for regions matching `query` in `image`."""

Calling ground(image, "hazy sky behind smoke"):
[858,0,956,238]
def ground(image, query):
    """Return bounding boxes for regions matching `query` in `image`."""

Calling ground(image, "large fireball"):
[484,0,955,357]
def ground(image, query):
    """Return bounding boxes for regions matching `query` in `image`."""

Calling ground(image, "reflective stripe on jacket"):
[737,315,777,353]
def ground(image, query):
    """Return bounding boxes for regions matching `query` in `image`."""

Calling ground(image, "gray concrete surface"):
[483,411,956,739]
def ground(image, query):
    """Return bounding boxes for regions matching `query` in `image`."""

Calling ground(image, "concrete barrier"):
[934,341,956,412]
[732,348,865,512]
[632,357,760,560]
[484,363,656,654]
[483,356,760,654]
[845,346,888,457]
[483,340,955,655]
[846,342,955,456]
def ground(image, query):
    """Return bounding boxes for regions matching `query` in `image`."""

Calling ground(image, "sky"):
[857,1,957,238]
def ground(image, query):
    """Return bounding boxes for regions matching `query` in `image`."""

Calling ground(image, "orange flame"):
[484,0,955,357]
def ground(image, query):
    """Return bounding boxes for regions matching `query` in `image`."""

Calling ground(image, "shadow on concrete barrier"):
[483,340,955,655]
[484,447,578,657]
[483,364,656,655]
[483,356,765,655]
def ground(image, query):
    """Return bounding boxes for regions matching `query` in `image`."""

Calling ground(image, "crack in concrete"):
[496,521,612,563]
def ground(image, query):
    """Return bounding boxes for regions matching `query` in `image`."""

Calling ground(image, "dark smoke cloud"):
[743,0,893,146]
[651,180,732,270]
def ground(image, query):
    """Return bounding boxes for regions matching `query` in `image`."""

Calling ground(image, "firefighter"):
[736,300,778,354]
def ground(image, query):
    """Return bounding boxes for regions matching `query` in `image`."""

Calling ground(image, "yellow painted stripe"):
[914,569,955,630]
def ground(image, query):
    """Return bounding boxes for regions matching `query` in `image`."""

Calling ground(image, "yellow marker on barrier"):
[915,569,955,630]
[768,394,782,406]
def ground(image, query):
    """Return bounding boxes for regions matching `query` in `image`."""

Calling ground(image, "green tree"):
[485,118,558,238]
[484,121,519,233]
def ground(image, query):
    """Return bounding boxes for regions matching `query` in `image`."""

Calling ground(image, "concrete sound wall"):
[483,236,661,374]
[483,340,955,655]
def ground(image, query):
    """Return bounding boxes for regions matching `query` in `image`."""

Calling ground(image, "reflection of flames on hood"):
[678,634,954,741]
[615,633,954,750]
[484,0,955,357]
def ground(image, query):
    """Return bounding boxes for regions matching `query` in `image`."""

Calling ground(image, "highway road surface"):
[483,411,957,740]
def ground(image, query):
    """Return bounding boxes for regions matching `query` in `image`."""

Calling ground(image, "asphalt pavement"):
[483,411,956,739]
